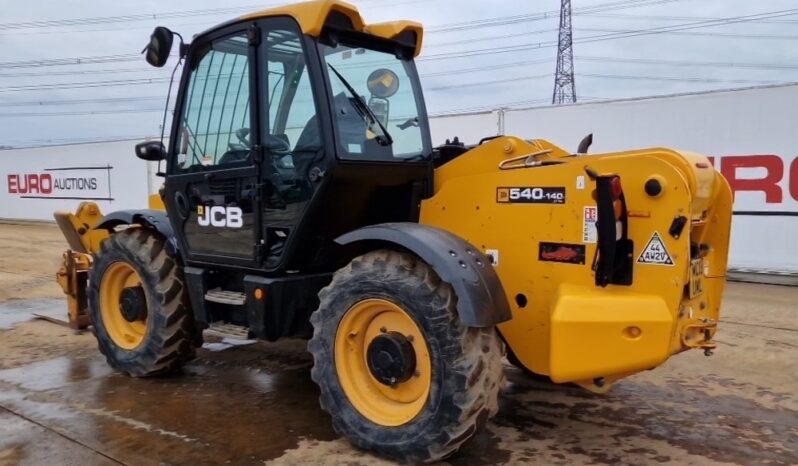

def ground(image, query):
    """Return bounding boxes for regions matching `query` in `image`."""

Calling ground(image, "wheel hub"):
[367,331,417,386]
[119,286,147,322]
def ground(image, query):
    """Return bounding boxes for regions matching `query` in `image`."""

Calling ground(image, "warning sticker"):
[637,232,674,265]
[583,206,597,243]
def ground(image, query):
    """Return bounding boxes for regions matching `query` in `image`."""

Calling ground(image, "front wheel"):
[309,250,503,463]
[87,228,195,377]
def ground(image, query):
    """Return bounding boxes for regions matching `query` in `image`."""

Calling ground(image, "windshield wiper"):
[327,64,393,146]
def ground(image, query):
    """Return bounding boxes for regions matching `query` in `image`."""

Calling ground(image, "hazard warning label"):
[637,232,673,265]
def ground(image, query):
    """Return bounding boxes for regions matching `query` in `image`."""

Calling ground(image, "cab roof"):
[239,0,423,56]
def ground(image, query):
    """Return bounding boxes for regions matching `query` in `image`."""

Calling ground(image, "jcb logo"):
[197,205,243,228]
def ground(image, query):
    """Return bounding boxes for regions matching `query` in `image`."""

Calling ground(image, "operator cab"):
[141,2,432,276]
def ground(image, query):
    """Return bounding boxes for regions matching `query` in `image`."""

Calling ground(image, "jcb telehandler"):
[55,0,732,462]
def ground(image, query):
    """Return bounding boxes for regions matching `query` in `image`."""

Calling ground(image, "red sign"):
[7,173,53,195]
[711,155,798,203]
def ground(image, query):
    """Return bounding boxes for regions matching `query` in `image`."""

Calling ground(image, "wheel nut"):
[406,335,414,342]
[380,326,387,333]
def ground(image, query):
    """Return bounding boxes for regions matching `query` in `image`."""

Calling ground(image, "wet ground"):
[0,222,796,465]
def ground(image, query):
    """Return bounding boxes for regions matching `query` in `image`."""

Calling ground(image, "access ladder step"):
[204,288,247,305]
[206,322,250,339]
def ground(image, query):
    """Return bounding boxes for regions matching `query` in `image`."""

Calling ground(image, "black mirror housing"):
[135,141,167,161]
[144,27,174,68]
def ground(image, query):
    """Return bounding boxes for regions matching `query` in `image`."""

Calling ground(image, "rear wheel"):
[309,250,503,463]
[88,228,195,377]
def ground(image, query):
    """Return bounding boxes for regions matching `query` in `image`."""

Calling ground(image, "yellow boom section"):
[420,137,732,392]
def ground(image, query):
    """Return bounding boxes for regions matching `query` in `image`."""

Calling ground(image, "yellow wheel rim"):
[334,298,432,427]
[99,261,147,350]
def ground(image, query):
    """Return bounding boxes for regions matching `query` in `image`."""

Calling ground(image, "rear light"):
[609,176,623,199]
[591,173,633,287]
[613,199,623,219]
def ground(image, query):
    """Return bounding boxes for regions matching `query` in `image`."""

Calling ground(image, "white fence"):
[0,140,151,221]
[1,84,796,273]
[430,84,798,274]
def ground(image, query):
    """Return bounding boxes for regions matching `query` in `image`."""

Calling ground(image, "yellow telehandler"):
[55,0,732,462]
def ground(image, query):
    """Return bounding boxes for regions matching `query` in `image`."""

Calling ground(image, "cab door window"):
[260,27,321,211]
[175,33,252,172]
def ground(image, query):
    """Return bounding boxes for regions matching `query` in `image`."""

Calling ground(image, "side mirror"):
[135,141,167,161]
[143,27,174,68]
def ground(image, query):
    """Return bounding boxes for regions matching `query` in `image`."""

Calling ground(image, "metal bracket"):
[498,149,553,170]
[55,250,92,330]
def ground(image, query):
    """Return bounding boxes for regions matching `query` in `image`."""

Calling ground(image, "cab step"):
[204,288,246,305]
[206,321,250,339]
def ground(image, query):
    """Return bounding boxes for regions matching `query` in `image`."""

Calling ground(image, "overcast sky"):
[1,0,797,148]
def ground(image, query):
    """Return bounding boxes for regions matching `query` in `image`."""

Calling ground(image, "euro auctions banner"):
[6,166,113,201]
[0,140,150,221]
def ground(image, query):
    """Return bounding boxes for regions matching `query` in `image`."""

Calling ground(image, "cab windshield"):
[319,42,429,161]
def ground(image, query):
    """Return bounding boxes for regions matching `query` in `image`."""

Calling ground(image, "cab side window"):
[175,33,251,171]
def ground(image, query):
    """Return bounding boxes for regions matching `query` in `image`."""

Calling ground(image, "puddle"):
[0,298,66,329]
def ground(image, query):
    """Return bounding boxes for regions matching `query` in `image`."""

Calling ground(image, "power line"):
[426,74,552,91]
[0,67,164,78]
[419,7,798,62]
[0,4,269,30]
[578,12,798,24]
[0,108,163,118]
[0,77,171,93]
[0,54,141,69]
[579,27,798,41]
[427,0,683,33]
[573,8,798,45]
[0,96,165,107]
[420,58,552,78]
[576,55,798,71]
[579,73,785,85]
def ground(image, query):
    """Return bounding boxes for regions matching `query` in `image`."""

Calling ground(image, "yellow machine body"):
[420,137,732,391]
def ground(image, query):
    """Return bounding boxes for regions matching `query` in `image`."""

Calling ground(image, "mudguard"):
[94,209,178,257]
[336,222,512,327]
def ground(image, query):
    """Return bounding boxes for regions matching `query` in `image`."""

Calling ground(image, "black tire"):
[88,228,195,377]
[309,249,503,463]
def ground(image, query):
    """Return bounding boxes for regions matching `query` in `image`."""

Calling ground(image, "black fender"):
[94,209,179,258]
[336,223,512,328]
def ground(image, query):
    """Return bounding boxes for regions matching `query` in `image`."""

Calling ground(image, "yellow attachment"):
[55,250,92,330]
[54,202,108,329]
[240,0,423,56]
[53,201,108,254]
[334,298,431,426]
[99,262,147,350]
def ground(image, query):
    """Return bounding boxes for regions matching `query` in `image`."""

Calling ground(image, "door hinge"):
[254,181,266,202]
[254,241,265,262]
[251,144,263,164]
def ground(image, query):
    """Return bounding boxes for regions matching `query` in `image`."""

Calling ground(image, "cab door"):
[164,26,262,268]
